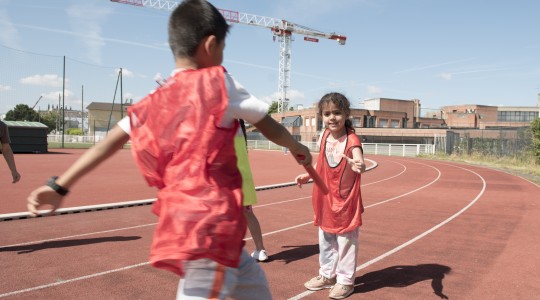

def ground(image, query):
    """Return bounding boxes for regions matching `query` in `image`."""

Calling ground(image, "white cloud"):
[367,85,382,95]
[42,90,74,101]
[123,92,137,103]
[394,58,473,74]
[66,3,113,65]
[12,22,168,52]
[117,68,134,78]
[0,84,12,91]
[0,8,21,49]
[438,67,507,81]
[260,89,305,106]
[439,73,452,80]
[20,74,64,87]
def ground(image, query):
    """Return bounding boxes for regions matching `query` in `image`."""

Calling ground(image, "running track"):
[1,150,539,299]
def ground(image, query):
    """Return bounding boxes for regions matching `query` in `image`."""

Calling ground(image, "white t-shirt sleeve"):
[118,71,268,131]
[117,116,131,135]
[220,72,269,128]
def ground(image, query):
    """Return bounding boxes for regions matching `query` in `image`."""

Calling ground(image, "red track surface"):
[1,150,539,299]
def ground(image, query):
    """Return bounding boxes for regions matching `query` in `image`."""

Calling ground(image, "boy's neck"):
[175,57,200,70]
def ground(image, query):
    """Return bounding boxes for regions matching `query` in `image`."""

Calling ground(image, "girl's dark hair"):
[168,0,229,59]
[318,92,354,132]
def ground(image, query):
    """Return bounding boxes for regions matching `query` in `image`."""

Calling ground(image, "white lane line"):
[288,162,487,299]
[362,160,407,187]
[0,262,150,298]
[366,161,440,208]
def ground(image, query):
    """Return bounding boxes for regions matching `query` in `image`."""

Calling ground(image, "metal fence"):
[49,126,534,158]
[48,134,434,158]
[443,128,533,157]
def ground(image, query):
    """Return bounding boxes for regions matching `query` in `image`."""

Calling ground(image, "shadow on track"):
[0,236,142,254]
[354,263,452,299]
[269,244,319,264]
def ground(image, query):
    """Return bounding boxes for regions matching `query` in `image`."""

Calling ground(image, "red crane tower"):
[111,0,347,113]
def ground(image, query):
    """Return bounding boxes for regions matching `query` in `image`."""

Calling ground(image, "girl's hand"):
[295,173,311,187]
[341,154,366,174]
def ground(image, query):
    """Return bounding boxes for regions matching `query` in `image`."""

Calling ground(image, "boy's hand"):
[341,154,366,174]
[295,173,311,187]
[289,144,312,165]
[27,186,64,216]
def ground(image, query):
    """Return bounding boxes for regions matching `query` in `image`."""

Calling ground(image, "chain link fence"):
[444,128,533,157]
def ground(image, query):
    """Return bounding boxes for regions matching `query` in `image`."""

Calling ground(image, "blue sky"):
[1,0,540,117]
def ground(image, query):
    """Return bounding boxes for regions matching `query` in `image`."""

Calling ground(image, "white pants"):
[318,227,359,285]
[176,249,272,299]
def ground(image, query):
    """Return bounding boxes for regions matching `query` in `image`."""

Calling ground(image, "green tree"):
[5,104,40,121]
[66,128,83,135]
[531,118,540,163]
[267,101,279,114]
[39,111,59,133]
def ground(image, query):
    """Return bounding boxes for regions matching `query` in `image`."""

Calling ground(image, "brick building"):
[269,97,447,142]
[441,104,538,129]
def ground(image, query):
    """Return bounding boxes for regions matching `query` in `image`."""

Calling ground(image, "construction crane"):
[110,0,346,113]
[32,95,43,110]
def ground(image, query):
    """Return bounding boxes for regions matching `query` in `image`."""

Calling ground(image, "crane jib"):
[110,0,347,113]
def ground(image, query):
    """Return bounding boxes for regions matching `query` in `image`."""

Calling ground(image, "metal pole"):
[81,85,84,136]
[62,56,66,148]
[120,68,123,119]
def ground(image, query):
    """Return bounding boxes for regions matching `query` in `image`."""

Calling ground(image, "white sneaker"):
[251,250,269,261]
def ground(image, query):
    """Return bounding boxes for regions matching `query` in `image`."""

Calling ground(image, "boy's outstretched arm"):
[27,126,130,216]
[253,115,312,166]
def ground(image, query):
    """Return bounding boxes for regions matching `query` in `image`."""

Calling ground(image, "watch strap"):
[46,176,69,196]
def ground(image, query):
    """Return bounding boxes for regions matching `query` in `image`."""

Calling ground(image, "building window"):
[378,119,388,128]
[305,118,309,126]
[311,118,316,126]
[364,116,376,128]
[498,111,539,122]
[390,119,399,128]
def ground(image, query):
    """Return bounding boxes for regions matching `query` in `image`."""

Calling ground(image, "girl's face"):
[321,102,347,135]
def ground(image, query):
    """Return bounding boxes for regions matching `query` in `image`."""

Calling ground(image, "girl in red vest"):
[295,92,366,299]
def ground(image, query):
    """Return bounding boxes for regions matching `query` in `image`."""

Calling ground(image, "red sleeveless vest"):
[128,66,245,276]
[313,129,364,234]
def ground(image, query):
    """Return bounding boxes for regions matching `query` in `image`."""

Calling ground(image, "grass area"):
[422,152,540,185]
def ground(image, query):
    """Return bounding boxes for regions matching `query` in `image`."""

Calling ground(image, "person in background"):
[0,120,21,183]
[237,119,268,262]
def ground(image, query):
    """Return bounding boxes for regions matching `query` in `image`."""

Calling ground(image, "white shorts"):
[176,249,271,299]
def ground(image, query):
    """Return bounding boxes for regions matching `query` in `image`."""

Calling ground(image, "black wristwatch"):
[46,176,70,196]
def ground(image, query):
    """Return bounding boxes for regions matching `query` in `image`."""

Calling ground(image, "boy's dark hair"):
[168,0,229,58]
[318,92,355,132]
